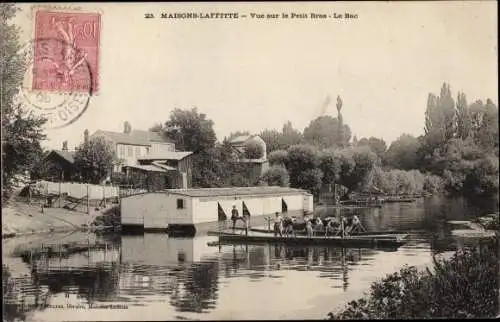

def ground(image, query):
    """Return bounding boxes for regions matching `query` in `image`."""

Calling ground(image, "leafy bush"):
[260,165,290,187]
[244,140,264,159]
[329,240,499,319]
[423,173,445,194]
[364,166,444,195]
[296,168,323,200]
[268,149,289,166]
[465,155,499,196]
[91,205,121,230]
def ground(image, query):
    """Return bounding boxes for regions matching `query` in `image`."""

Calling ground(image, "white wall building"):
[121,186,314,233]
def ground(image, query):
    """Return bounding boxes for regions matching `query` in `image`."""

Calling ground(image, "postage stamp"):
[32,10,101,93]
[11,8,101,129]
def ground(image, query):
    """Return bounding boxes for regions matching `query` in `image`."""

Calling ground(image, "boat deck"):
[208,228,409,250]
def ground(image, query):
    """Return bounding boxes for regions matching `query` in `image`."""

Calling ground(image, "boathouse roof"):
[166,186,309,198]
[138,151,193,161]
[124,164,169,173]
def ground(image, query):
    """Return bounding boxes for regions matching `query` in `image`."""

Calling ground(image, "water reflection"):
[2,196,498,321]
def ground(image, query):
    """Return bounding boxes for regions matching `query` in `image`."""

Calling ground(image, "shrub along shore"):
[327,217,499,319]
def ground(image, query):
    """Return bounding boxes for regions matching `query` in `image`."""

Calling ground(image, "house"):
[40,142,77,181]
[91,123,176,172]
[228,134,269,183]
[91,123,193,189]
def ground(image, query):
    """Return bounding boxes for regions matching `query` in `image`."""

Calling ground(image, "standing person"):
[305,218,314,238]
[273,212,283,237]
[231,205,239,231]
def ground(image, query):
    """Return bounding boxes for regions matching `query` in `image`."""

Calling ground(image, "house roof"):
[92,130,173,146]
[132,130,172,143]
[166,186,309,198]
[47,150,75,164]
[137,151,193,161]
[124,165,168,173]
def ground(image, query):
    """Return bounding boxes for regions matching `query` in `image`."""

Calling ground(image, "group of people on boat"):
[273,211,364,238]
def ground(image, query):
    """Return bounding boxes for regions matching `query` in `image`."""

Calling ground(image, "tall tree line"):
[1,4,47,203]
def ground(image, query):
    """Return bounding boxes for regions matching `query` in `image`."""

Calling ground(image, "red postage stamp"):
[32,10,101,93]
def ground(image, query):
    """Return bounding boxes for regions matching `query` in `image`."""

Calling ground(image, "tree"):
[164,107,217,153]
[73,137,117,184]
[296,168,323,200]
[268,149,289,166]
[244,139,263,159]
[386,134,422,170]
[455,92,471,140]
[280,121,304,148]
[227,130,250,142]
[286,144,321,189]
[336,147,378,196]
[1,4,47,202]
[319,149,342,185]
[149,123,163,132]
[303,115,351,148]
[423,83,457,157]
[352,135,359,147]
[191,141,253,188]
[465,155,499,196]
[259,129,282,153]
[358,137,387,160]
[469,99,499,153]
[123,121,132,134]
[260,165,290,187]
[259,122,304,152]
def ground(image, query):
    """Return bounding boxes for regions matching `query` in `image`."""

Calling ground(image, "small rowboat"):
[208,230,409,249]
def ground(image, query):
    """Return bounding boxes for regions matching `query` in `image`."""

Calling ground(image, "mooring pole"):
[87,184,90,215]
[340,208,344,239]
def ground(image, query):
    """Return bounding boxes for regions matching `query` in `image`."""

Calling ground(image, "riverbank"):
[1,200,116,239]
[327,213,499,319]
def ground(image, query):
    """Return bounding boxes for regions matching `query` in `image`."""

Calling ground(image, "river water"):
[2,196,498,321]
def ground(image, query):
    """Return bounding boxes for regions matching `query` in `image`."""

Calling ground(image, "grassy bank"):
[328,238,499,319]
[1,199,116,238]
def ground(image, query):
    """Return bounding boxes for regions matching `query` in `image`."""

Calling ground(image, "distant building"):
[41,142,77,181]
[91,123,193,189]
[91,123,176,172]
[132,151,194,189]
[228,134,269,183]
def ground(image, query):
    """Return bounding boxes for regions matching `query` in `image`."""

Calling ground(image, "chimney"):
[62,141,68,151]
[84,129,89,144]
[124,121,132,134]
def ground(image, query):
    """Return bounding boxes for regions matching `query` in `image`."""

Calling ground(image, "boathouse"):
[121,186,314,233]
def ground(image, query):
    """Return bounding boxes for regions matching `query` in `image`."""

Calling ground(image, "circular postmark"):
[11,37,93,129]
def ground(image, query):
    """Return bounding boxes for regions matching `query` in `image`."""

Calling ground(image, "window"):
[119,145,125,157]
[127,146,133,157]
[135,147,141,156]
[177,199,184,209]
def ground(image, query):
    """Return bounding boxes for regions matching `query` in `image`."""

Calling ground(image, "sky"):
[13,1,498,151]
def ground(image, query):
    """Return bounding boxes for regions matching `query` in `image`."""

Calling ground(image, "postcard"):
[2,2,498,321]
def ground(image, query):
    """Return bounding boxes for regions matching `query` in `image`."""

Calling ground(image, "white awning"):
[124,165,168,173]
